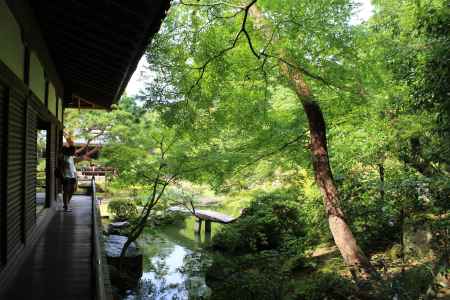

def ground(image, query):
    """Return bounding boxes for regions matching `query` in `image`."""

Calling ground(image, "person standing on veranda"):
[61,136,99,212]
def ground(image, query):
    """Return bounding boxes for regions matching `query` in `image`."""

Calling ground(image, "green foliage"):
[370,0,450,165]
[108,198,138,220]
[64,0,450,296]
[212,191,306,255]
[206,251,289,300]
[385,263,435,300]
[140,0,360,191]
[337,170,400,253]
[292,272,356,300]
[205,191,310,299]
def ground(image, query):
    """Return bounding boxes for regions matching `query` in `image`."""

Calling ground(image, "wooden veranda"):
[0,1,169,298]
[0,180,110,300]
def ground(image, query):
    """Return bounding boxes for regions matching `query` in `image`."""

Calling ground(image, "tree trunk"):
[378,162,385,201]
[247,3,377,280]
[280,63,378,280]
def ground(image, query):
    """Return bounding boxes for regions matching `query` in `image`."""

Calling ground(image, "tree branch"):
[187,0,259,94]
[234,134,305,174]
[179,0,245,9]
[261,53,333,87]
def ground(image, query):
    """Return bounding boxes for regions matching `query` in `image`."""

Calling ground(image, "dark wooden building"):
[0,0,169,294]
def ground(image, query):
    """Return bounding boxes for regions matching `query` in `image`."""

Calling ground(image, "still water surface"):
[121,215,222,300]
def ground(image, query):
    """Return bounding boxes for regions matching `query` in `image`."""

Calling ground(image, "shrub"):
[206,191,324,299]
[212,191,306,255]
[337,174,403,253]
[108,198,138,220]
[206,251,289,300]
[292,272,356,300]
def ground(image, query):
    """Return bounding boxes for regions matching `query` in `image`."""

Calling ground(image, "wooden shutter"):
[25,97,37,235]
[6,87,26,256]
[0,83,7,266]
[47,124,56,204]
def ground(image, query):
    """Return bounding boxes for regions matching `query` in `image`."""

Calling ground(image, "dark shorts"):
[63,178,76,185]
[63,178,77,193]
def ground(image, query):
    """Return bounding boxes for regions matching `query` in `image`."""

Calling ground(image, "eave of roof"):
[29,0,171,109]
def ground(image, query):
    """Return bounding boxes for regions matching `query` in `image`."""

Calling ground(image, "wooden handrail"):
[91,177,113,300]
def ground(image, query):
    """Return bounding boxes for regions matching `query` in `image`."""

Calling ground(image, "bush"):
[206,251,289,300]
[337,174,403,253]
[205,191,312,299]
[108,198,138,220]
[292,272,356,300]
[212,191,306,255]
[150,210,187,226]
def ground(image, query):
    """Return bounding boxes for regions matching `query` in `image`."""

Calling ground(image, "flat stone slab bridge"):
[194,209,236,224]
[194,209,238,237]
[169,207,238,236]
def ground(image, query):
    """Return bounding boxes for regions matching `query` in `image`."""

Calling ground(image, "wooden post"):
[194,231,201,243]
[194,218,202,234]
[205,220,211,242]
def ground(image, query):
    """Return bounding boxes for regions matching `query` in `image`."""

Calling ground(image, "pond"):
[120,213,226,300]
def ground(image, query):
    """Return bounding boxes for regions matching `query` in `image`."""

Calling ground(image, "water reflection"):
[123,221,212,300]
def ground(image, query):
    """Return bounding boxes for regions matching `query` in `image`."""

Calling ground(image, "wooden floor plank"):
[0,196,94,300]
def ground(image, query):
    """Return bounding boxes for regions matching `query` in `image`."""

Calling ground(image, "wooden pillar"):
[205,221,211,234]
[194,231,201,243]
[204,220,211,242]
[194,218,202,234]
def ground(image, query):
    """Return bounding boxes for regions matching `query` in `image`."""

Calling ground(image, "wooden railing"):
[91,177,113,300]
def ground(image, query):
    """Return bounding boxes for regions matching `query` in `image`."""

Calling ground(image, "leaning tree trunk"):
[280,63,378,280]
[231,2,377,280]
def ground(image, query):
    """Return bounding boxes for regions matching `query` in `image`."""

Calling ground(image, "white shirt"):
[63,155,77,178]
